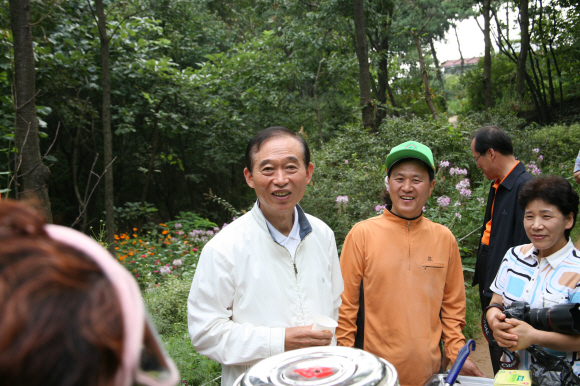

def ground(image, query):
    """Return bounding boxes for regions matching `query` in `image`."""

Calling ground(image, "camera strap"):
[481,303,505,344]
[499,349,520,370]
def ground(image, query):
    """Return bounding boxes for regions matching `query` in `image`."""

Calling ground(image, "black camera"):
[503,301,580,335]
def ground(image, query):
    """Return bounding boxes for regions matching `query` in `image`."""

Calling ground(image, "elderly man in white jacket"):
[188,126,344,386]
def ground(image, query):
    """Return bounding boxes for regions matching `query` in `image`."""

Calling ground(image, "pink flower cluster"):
[449,167,468,176]
[455,178,470,190]
[439,160,450,168]
[336,196,349,204]
[526,161,541,176]
[437,196,451,208]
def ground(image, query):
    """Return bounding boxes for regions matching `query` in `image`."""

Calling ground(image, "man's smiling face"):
[388,159,435,219]
[243,136,313,222]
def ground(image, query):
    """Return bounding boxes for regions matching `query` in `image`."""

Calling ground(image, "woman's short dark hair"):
[245,126,310,173]
[472,126,514,156]
[0,200,123,386]
[518,176,579,239]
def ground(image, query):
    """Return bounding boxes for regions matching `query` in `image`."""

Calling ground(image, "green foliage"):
[171,211,218,230]
[144,276,221,386]
[114,219,222,288]
[144,276,190,335]
[162,333,221,386]
[461,56,518,112]
[463,284,482,340]
[114,202,159,223]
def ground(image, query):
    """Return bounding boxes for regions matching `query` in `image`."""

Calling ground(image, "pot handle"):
[444,339,476,386]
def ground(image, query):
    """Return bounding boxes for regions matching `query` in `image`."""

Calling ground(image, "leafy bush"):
[144,276,221,386]
[115,218,223,288]
[143,276,190,335]
[163,333,221,386]
[463,284,482,340]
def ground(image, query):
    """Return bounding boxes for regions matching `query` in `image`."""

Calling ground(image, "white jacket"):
[187,202,343,386]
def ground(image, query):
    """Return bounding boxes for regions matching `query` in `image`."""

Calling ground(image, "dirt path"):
[469,331,495,379]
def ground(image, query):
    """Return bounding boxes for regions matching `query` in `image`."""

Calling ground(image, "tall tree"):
[353,0,374,130]
[9,0,52,221]
[92,0,115,254]
[516,0,529,99]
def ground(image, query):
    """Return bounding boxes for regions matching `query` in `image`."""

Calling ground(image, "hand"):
[575,171,580,185]
[459,358,485,377]
[284,325,333,351]
[487,310,518,348]
[505,319,536,351]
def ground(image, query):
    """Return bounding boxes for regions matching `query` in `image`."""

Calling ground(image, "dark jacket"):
[472,161,532,298]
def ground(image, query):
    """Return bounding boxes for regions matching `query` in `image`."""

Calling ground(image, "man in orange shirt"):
[470,126,532,374]
[337,141,483,386]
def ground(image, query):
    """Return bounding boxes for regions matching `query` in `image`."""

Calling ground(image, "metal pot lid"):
[240,346,397,386]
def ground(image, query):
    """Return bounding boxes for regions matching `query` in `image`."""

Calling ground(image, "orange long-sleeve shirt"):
[337,209,467,386]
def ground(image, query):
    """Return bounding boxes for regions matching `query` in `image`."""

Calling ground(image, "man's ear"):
[428,178,436,196]
[305,162,314,185]
[244,167,255,189]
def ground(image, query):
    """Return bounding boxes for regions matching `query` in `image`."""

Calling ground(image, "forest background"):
[2,0,580,384]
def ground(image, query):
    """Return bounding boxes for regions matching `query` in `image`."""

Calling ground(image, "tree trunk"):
[453,26,465,73]
[9,0,52,222]
[412,34,438,119]
[549,10,563,103]
[516,0,529,99]
[95,0,115,255]
[483,0,493,109]
[353,0,374,130]
[429,36,444,85]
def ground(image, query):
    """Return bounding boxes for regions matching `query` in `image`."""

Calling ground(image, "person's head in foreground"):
[0,200,179,386]
[519,175,579,257]
[384,141,435,219]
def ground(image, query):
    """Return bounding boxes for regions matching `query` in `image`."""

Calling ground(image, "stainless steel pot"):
[233,346,399,386]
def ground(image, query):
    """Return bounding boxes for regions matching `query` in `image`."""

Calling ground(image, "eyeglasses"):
[473,151,486,163]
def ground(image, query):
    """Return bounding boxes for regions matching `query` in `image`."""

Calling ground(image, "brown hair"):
[0,201,123,386]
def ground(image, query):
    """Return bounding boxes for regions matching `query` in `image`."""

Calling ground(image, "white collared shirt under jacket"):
[187,201,344,386]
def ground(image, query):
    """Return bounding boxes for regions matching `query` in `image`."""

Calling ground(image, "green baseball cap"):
[385,141,435,172]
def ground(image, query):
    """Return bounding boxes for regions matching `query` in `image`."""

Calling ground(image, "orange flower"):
[133,228,137,231]
[162,230,169,235]
[133,234,137,238]
[129,252,134,256]
[115,235,120,240]
[132,241,136,245]
[159,223,167,227]
[115,246,119,250]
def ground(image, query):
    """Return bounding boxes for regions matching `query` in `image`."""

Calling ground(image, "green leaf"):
[36,106,52,116]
